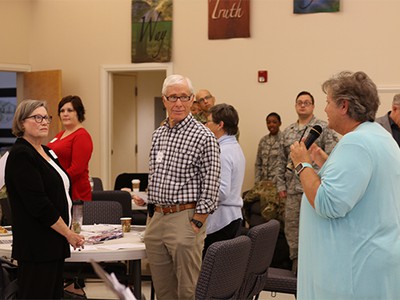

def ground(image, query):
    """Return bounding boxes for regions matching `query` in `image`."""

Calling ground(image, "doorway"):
[100,63,173,189]
[111,74,137,185]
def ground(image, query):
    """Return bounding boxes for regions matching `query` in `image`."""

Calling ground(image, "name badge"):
[156,151,164,163]
[49,150,58,159]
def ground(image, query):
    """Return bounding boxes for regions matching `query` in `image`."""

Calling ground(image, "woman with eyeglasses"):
[48,95,93,201]
[203,103,245,257]
[5,100,85,299]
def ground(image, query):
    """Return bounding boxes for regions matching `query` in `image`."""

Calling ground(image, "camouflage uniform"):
[276,116,339,271]
[243,180,285,228]
[243,131,285,229]
[255,131,282,183]
[193,112,208,124]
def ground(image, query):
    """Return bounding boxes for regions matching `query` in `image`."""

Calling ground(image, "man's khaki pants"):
[144,208,206,300]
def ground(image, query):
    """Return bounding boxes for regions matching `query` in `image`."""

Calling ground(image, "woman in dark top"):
[5,100,85,299]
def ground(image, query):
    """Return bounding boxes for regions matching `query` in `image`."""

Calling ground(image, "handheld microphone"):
[286,125,323,171]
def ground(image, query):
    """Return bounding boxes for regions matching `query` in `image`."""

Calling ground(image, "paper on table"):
[132,191,148,203]
[71,243,144,252]
[82,224,119,233]
[71,245,98,251]
[0,152,9,189]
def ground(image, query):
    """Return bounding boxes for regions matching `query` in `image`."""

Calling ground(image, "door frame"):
[0,64,31,72]
[100,63,173,189]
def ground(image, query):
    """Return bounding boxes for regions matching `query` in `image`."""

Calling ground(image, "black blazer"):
[5,138,71,262]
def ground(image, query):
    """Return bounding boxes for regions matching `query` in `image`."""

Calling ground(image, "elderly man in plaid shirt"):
[142,74,221,300]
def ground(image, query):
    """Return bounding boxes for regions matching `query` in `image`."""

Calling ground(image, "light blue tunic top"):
[207,134,245,234]
[298,122,400,300]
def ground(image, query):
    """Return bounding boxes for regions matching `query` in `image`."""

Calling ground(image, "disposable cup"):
[121,217,132,233]
[131,179,140,192]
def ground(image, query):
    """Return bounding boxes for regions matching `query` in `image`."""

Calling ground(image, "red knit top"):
[48,128,93,201]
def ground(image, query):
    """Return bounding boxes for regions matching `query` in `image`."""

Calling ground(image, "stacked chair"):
[238,219,280,300]
[196,235,252,300]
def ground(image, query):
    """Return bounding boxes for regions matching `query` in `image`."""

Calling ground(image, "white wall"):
[1,0,399,191]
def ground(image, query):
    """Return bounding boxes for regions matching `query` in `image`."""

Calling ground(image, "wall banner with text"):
[208,0,250,40]
[294,0,340,14]
[131,0,172,63]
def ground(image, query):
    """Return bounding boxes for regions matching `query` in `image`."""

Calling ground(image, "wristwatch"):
[191,219,203,228]
[295,162,313,176]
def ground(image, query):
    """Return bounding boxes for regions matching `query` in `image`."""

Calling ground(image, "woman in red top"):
[48,95,93,201]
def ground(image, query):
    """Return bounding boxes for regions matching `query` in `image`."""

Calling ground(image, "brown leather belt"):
[154,203,196,215]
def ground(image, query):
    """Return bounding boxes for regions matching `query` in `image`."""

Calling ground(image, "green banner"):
[131,0,172,63]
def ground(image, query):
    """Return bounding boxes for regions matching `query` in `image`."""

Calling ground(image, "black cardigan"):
[5,138,71,262]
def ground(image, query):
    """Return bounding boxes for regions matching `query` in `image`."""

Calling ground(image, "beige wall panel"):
[1,0,400,191]
[0,0,31,63]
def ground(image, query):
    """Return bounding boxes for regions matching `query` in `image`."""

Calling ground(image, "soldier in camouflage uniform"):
[194,89,216,124]
[276,91,339,273]
[244,113,285,228]
[255,112,283,183]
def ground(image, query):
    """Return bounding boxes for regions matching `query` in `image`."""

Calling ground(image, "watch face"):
[192,219,203,228]
[295,163,303,173]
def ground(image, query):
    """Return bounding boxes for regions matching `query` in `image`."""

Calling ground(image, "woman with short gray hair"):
[291,71,400,299]
[5,99,85,299]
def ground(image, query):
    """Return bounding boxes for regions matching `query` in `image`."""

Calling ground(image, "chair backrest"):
[114,173,149,192]
[91,190,132,218]
[91,177,104,191]
[196,235,252,300]
[83,201,123,225]
[238,219,280,300]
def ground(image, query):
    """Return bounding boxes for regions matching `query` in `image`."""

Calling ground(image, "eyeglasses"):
[296,101,313,107]
[164,95,193,102]
[197,95,213,103]
[24,115,53,124]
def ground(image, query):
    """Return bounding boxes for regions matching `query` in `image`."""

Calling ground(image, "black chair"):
[91,190,132,219]
[91,177,104,191]
[114,174,149,226]
[238,219,280,300]
[83,201,122,225]
[196,235,252,300]
[114,173,149,192]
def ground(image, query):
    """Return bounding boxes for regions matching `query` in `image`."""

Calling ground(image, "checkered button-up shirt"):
[148,114,221,214]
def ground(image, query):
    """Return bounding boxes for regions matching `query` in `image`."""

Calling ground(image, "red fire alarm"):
[258,70,268,83]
